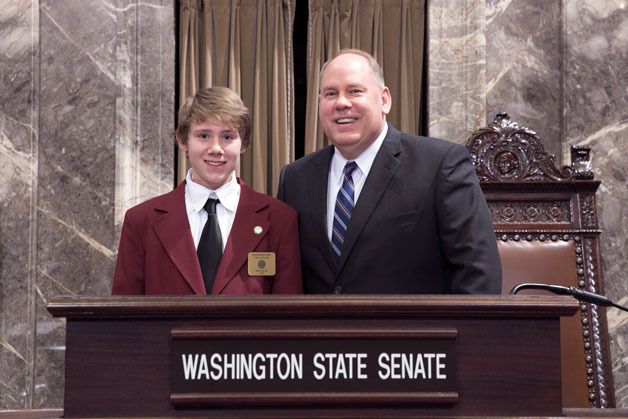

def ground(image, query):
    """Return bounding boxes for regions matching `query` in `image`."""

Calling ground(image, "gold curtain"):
[179,0,296,194]
[305,0,425,153]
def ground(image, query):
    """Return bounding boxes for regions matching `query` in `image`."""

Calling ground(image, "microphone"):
[510,283,628,312]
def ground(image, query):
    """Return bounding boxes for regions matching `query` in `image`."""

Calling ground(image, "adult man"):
[278,49,501,294]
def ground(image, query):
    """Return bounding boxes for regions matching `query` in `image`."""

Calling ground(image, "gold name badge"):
[247,252,276,276]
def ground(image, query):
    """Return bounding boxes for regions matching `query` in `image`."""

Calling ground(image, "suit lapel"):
[336,129,402,275]
[308,147,339,271]
[212,183,270,294]
[151,183,206,295]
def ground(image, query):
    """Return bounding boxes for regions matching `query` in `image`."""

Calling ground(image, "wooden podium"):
[47,295,577,418]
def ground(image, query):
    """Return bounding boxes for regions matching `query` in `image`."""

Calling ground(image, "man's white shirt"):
[326,123,388,240]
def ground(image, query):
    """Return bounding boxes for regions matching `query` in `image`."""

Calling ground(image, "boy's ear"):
[176,134,188,153]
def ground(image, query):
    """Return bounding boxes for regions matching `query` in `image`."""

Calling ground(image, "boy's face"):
[178,117,244,190]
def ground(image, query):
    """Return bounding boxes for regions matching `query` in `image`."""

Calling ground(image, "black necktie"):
[197,198,223,294]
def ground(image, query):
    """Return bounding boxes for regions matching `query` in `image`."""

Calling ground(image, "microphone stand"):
[510,283,628,313]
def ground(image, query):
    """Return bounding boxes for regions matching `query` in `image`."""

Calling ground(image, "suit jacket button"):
[334,286,342,294]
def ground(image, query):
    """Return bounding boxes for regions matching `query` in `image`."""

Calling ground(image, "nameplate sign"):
[170,328,458,407]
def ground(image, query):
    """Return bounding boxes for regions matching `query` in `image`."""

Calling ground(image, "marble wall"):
[0,0,626,411]
[563,0,628,407]
[0,0,174,409]
[430,0,628,408]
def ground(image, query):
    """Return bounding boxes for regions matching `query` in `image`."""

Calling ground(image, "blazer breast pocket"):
[380,209,422,229]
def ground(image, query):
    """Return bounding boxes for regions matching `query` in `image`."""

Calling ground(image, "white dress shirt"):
[326,123,388,240]
[184,170,241,250]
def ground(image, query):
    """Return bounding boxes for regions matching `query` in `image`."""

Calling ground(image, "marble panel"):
[129,0,176,214]
[34,0,118,407]
[113,0,176,233]
[428,0,487,143]
[596,133,628,407]
[0,0,38,410]
[0,117,35,410]
[486,0,563,161]
[563,0,628,407]
[33,299,65,408]
[30,0,175,409]
[38,0,118,248]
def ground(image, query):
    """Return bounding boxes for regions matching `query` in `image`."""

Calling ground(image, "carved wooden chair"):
[466,113,614,408]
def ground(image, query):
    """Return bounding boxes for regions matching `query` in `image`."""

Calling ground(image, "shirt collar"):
[185,170,240,213]
[331,122,388,183]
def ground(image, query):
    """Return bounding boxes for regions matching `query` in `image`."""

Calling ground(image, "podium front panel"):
[49,295,576,418]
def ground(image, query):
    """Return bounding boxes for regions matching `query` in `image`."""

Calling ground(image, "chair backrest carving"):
[466,113,613,408]
[467,113,594,182]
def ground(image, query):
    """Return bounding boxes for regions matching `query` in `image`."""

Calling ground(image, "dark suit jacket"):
[277,125,501,294]
[112,180,303,295]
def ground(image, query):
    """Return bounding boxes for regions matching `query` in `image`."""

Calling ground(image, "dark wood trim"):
[170,392,459,407]
[171,328,458,339]
[47,295,578,319]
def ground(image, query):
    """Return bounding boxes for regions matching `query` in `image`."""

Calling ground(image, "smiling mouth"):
[205,161,225,167]
[335,117,358,125]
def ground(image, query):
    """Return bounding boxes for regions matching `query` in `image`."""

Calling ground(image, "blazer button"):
[334,286,342,294]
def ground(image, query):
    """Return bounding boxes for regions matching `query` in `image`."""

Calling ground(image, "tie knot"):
[344,161,357,175]
[203,198,220,214]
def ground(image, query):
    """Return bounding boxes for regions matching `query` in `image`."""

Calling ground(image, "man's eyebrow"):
[320,83,365,91]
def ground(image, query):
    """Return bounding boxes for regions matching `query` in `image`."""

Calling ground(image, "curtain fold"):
[178,0,201,182]
[305,0,425,154]
[179,0,295,194]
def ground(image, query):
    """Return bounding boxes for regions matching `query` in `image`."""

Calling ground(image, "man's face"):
[318,53,391,160]
[178,117,244,190]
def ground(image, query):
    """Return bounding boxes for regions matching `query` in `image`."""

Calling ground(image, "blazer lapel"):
[152,183,206,295]
[212,183,270,294]
[335,129,402,275]
[308,147,339,271]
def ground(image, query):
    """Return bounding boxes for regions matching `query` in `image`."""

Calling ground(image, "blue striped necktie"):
[331,161,358,261]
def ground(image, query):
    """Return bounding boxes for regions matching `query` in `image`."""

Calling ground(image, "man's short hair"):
[319,49,386,90]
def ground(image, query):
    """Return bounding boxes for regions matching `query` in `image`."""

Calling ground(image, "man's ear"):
[381,87,392,115]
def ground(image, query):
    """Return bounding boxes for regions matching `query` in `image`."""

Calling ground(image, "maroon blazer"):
[112,180,303,295]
